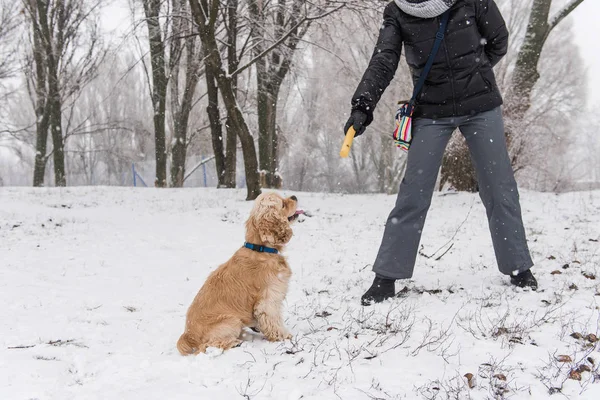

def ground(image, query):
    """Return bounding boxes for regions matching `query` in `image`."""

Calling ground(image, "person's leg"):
[363,117,456,304]
[458,107,535,286]
[364,117,455,304]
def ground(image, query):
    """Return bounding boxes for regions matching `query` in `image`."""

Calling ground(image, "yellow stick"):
[339,126,356,158]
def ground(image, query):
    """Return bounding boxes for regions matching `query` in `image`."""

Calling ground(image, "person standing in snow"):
[345,0,537,306]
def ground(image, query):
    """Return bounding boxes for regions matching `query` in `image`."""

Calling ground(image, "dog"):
[177,192,301,355]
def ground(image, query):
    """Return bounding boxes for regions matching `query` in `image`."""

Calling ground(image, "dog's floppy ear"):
[252,195,292,245]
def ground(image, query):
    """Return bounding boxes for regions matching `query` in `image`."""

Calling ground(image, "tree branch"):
[548,0,585,32]
[231,3,345,78]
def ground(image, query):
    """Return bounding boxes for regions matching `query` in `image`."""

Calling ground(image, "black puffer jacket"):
[351,0,508,120]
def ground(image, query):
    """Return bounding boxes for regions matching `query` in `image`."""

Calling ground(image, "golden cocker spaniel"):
[177,192,301,355]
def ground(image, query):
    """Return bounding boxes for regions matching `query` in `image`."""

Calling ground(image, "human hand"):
[343,110,370,137]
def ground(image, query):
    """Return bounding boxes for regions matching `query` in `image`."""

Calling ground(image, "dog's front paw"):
[278,331,292,341]
[265,330,292,342]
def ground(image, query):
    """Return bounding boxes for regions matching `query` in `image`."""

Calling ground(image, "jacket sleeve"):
[351,2,403,121]
[476,0,509,67]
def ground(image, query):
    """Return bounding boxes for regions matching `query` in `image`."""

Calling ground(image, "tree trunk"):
[33,125,49,186]
[224,114,237,188]
[170,118,186,187]
[31,19,49,187]
[440,136,478,192]
[170,122,185,187]
[257,79,284,188]
[256,63,270,184]
[218,76,261,199]
[507,0,551,120]
[251,0,275,188]
[223,0,239,188]
[223,116,238,188]
[142,0,168,188]
[49,87,65,186]
[205,63,227,186]
[169,0,201,188]
[267,86,280,187]
[169,0,184,187]
[34,0,65,186]
[271,113,280,188]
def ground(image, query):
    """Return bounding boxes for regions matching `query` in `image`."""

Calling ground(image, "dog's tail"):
[177,332,204,355]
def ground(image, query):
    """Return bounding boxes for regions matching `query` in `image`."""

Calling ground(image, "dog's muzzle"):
[288,210,304,222]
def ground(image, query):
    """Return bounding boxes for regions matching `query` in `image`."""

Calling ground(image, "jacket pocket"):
[480,67,498,92]
[460,68,491,100]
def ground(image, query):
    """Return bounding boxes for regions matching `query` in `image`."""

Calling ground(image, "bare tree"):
[205,58,228,186]
[246,0,350,188]
[27,0,65,186]
[205,0,238,188]
[201,1,360,195]
[168,0,202,187]
[506,0,586,121]
[440,0,587,192]
[0,1,19,81]
[23,0,104,187]
[58,54,151,186]
[189,0,262,200]
[136,0,206,187]
[247,0,301,188]
[26,5,51,187]
[141,0,169,187]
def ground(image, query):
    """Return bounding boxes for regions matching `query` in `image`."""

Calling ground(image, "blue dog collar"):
[243,242,279,254]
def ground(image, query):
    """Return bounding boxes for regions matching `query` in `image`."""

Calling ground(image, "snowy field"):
[1,187,599,400]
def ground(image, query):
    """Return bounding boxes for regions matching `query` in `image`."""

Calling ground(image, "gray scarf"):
[394,0,457,18]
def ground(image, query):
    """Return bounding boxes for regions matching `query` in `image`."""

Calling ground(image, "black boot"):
[510,269,538,290]
[361,275,396,306]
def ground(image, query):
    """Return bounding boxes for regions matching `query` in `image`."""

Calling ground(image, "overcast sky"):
[572,0,600,106]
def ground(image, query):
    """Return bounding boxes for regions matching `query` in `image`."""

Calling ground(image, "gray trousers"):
[373,107,533,279]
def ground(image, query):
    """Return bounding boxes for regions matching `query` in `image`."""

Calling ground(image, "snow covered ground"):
[1,187,599,399]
